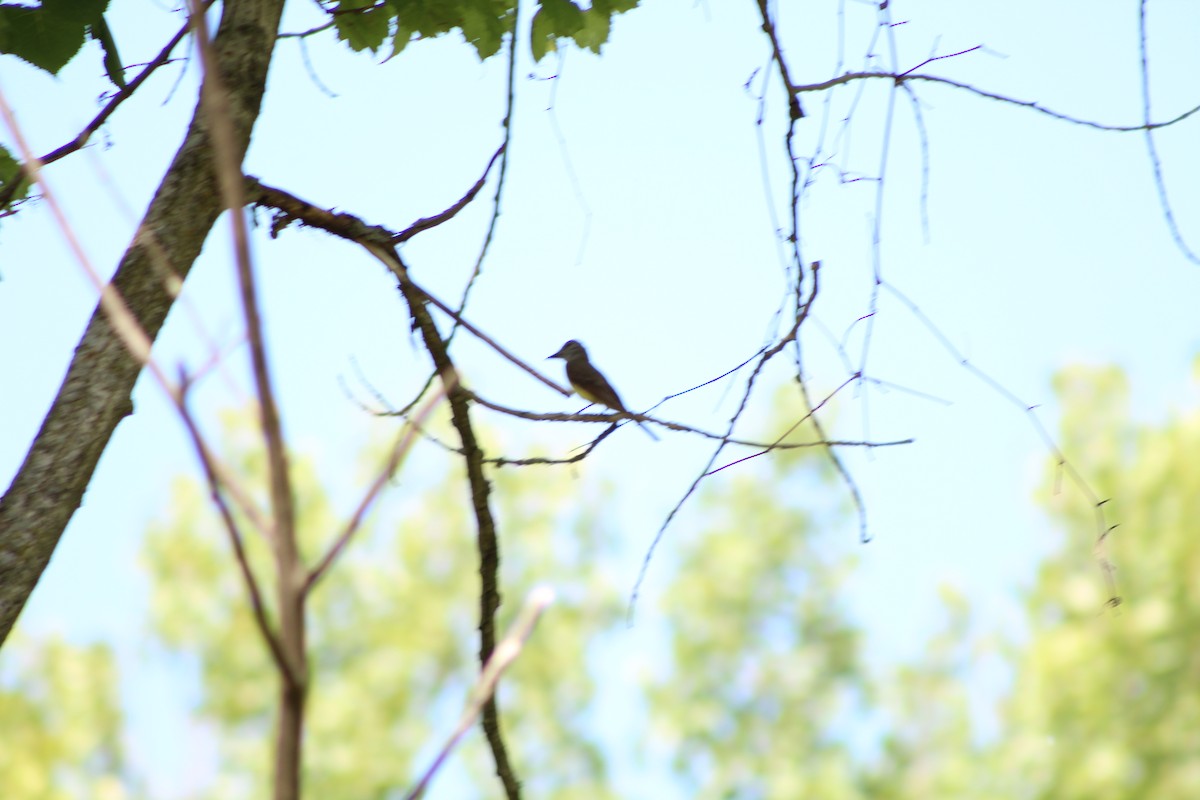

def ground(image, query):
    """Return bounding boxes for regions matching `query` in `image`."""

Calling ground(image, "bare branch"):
[250,179,527,797]
[1138,0,1200,264]
[246,177,570,401]
[883,280,1119,606]
[755,0,805,120]
[278,20,335,38]
[405,587,554,800]
[379,245,522,799]
[467,384,908,453]
[895,45,982,79]
[190,5,307,798]
[630,263,822,622]
[393,143,506,243]
[304,383,449,594]
[446,8,521,346]
[177,372,294,683]
[0,0,289,644]
[795,70,1200,132]
[0,5,208,211]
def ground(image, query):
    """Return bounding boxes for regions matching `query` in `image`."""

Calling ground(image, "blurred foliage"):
[992,364,1200,799]
[0,145,31,208]
[0,635,131,800]
[865,585,996,799]
[643,389,868,798]
[8,366,1200,796]
[329,0,639,61]
[140,409,622,798]
[0,0,111,76]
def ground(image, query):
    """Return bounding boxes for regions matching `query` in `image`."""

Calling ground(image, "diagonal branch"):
[405,587,554,800]
[304,384,449,594]
[393,144,506,243]
[755,0,805,120]
[0,0,288,649]
[446,1,521,348]
[1137,0,1199,264]
[246,178,524,799]
[795,70,1200,132]
[177,372,294,684]
[630,263,821,621]
[188,6,308,797]
[369,245,522,800]
[0,4,212,211]
[247,176,569,399]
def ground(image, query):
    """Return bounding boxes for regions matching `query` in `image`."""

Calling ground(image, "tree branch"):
[755,0,805,120]
[188,4,308,796]
[246,176,569,399]
[304,384,448,593]
[177,371,294,685]
[393,143,505,243]
[246,179,524,799]
[795,70,1200,132]
[0,0,288,648]
[0,5,211,211]
[405,587,553,800]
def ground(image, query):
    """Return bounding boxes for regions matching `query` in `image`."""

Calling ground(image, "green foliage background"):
[6,367,1199,797]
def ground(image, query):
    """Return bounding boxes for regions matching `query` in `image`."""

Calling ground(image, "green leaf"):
[531,0,633,61]
[334,3,390,53]
[530,7,552,62]
[385,23,411,61]
[460,5,504,60]
[330,0,520,62]
[602,0,639,13]
[541,0,584,37]
[0,0,108,74]
[89,14,124,88]
[571,8,611,53]
[0,145,31,207]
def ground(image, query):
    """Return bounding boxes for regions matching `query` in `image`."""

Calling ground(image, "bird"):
[548,340,659,441]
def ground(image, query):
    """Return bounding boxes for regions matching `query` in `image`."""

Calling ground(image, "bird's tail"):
[631,415,660,442]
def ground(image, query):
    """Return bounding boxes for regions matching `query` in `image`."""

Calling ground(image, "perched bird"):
[549,340,658,441]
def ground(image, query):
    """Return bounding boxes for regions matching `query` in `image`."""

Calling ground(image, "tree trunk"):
[0,0,287,647]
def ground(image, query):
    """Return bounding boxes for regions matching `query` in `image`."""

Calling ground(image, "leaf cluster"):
[12,369,1200,797]
[0,0,122,83]
[529,0,638,61]
[331,0,514,60]
[0,636,129,800]
[328,0,638,62]
[0,146,30,211]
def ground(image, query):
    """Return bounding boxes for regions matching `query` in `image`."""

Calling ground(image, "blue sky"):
[2,0,1200,794]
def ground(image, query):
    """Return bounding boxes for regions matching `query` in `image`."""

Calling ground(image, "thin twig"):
[895,45,982,79]
[794,70,1200,132]
[393,144,506,243]
[177,371,294,683]
[853,20,901,464]
[883,280,1119,606]
[189,6,307,799]
[447,7,520,345]
[278,20,335,38]
[1137,0,1199,264]
[405,587,554,800]
[467,384,908,454]
[630,263,821,623]
[246,177,570,400]
[0,5,206,210]
[755,0,805,120]
[304,383,449,593]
